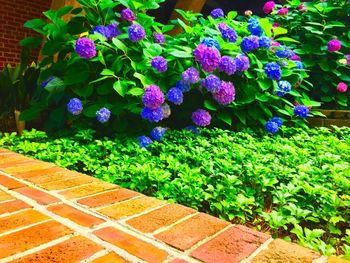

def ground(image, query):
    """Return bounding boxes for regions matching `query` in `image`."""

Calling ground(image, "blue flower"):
[241,35,260,53]
[210,8,224,19]
[271,117,283,127]
[96,107,111,123]
[201,38,220,51]
[294,61,304,69]
[248,19,263,36]
[265,120,279,133]
[184,125,200,134]
[151,127,167,141]
[151,56,167,73]
[259,36,271,49]
[275,46,294,58]
[138,136,153,148]
[176,80,191,93]
[182,67,200,84]
[41,76,55,88]
[294,105,309,118]
[167,88,183,105]
[128,24,146,42]
[235,55,250,71]
[91,25,110,38]
[218,23,238,43]
[218,56,236,75]
[202,74,221,92]
[278,80,292,92]
[106,23,121,40]
[141,107,164,122]
[265,62,282,80]
[67,98,83,115]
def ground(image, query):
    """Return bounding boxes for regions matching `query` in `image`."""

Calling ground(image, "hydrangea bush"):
[264,0,350,109]
[20,0,320,138]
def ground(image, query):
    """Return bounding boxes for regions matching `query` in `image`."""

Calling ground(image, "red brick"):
[94,227,168,263]
[155,213,230,251]
[170,259,190,263]
[0,190,14,202]
[48,204,105,227]
[11,236,103,263]
[126,204,196,233]
[251,239,320,263]
[91,252,130,263]
[0,174,26,189]
[15,187,60,205]
[0,220,73,259]
[97,196,164,220]
[0,199,31,215]
[59,182,118,199]
[0,209,49,234]
[78,189,141,208]
[191,225,270,263]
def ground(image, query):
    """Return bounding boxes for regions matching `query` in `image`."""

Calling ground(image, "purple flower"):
[241,35,260,53]
[194,44,207,62]
[218,23,238,43]
[142,85,165,110]
[182,67,200,84]
[201,38,220,51]
[91,25,110,39]
[162,104,171,118]
[167,87,183,105]
[192,109,211,127]
[151,127,167,141]
[128,24,146,42]
[327,39,341,52]
[265,62,282,80]
[346,54,350,66]
[248,18,263,36]
[202,74,221,92]
[235,55,250,71]
[290,54,301,61]
[275,46,294,58]
[138,136,153,148]
[96,107,111,123]
[213,81,235,105]
[75,38,96,59]
[106,23,121,40]
[199,47,221,73]
[154,33,165,45]
[259,36,271,49]
[151,56,167,72]
[210,8,224,19]
[219,56,236,75]
[184,125,200,134]
[67,98,83,115]
[294,105,309,118]
[265,121,279,133]
[121,8,136,22]
[176,80,191,93]
[263,1,275,14]
[141,107,164,122]
[271,117,283,127]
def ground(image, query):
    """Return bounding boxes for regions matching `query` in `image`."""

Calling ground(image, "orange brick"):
[15,187,60,205]
[155,213,230,251]
[91,252,130,263]
[0,174,26,189]
[191,225,270,263]
[78,189,140,208]
[0,209,49,234]
[59,182,118,199]
[11,236,103,263]
[16,166,65,180]
[0,190,14,202]
[27,169,81,184]
[0,220,73,259]
[328,256,350,263]
[94,227,168,263]
[48,204,104,227]
[170,259,190,263]
[0,200,31,215]
[97,196,164,220]
[2,162,55,174]
[126,204,196,233]
[40,176,96,191]
[0,159,32,167]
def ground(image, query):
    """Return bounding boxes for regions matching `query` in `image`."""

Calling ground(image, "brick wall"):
[0,0,51,69]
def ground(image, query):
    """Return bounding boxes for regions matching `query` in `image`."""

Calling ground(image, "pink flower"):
[263,1,275,14]
[327,39,341,52]
[337,82,348,93]
[298,3,306,12]
[277,7,289,15]
[272,23,280,28]
[290,54,301,61]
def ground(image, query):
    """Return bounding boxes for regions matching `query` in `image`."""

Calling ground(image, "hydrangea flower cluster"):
[75,38,96,59]
[96,107,111,123]
[210,8,224,19]
[263,1,275,14]
[182,67,200,84]
[184,125,200,134]
[121,8,136,22]
[265,116,283,133]
[67,98,83,115]
[202,74,221,92]
[219,56,236,75]
[235,55,250,71]
[151,56,167,73]
[277,8,289,15]
[276,80,292,97]
[154,33,165,45]
[346,55,350,66]
[213,81,236,105]
[241,35,260,53]
[248,19,263,36]
[327,39,341,52]
[151,127,167,141]
[141,107,163,122]
[92,24,120,40]
[337,82,348,93]
[218,23,238,43]
[162,104,171,119]
[138,136,153,148]
[192,109,211,127]
[265,62,282,80]
[294,105,309,118]
[128,24,146,42]
[167,88,183,105]
[259,36,271,49]
[294,61,304,69]
[193,44,221,72]
[201,38,220,51]
[275,46,294,58]
[142,85,165,110]
[176,80,191,93]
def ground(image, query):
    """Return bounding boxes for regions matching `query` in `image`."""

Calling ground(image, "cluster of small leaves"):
[267,0,350,108]
[1,127,349,257]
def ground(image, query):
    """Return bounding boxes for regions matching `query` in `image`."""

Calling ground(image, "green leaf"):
[204,100,218,111]
[218,112,232,126]
[100,69,114,76]
[275,37,300,43]
[20,37,42,49]
[112,38,128,52]
[56,6,74,17]
[113,81,128,97]
[127,87,144,96]
[64,61,89,85]
[169,50,192,58]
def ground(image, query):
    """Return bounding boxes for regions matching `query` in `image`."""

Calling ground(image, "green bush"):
[1,127,349,257]
[20,0,319,134]
[266,0,350,109]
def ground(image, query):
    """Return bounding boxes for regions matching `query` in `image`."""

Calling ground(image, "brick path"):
[0,148,348,263]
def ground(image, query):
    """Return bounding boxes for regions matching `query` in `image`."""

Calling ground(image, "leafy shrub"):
[1,127,349,257]
[20,0,320,134]
[265,0,350,109]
